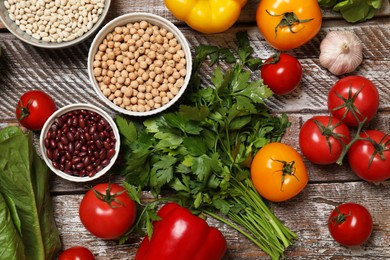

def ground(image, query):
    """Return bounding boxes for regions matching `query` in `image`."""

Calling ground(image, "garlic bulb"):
[319,31,363,75]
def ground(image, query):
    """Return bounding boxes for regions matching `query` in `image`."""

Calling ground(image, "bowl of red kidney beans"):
[39,103,120,182]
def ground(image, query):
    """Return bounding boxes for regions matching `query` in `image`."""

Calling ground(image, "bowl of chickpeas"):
[87,12,192,116]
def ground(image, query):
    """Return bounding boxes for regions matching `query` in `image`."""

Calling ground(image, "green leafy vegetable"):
[117,31,295,259]
[318,0,382,23]
[0,126,61,260]
[0,193,25,260]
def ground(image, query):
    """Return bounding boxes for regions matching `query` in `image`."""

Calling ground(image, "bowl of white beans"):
[0,0,111,48]
[87,12,192,116]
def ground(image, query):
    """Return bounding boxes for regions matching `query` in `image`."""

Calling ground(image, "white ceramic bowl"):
[0,0,111,48]
[39,103,120,182]
[88,12,192,116]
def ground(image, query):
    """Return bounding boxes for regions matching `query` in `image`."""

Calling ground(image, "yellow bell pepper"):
[164,0,247,34]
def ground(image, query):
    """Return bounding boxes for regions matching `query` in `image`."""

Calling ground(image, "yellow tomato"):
[250,142,308,202]
[256,0,322,50]
[164,0,247,34]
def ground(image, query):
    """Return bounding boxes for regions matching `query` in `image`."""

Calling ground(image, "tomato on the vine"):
[250,142,308,202]
[261,53,302,95]
[299,116,350,165]
[15,90,56,131]
[79,183,137,240]
[58,246,95,260]
[256,0,322,50]
[328,76,379,127]
[348,130,390,182]
[328,203,373,247]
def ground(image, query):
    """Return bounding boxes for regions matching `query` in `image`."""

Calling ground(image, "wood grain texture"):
[52,181,390,259]
[1,0,390,29]
[1,20,389,119]
[1,1,390,259]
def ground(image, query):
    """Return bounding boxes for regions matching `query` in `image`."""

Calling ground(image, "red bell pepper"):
[135,203,227,260]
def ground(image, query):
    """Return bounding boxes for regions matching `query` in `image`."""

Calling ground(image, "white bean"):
[4,0,106,43]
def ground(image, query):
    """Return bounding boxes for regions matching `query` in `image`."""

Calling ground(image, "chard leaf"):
[0,193,25,260]
[0,127,61,260]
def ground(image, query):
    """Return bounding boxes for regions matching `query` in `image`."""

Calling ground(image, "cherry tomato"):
[250,142,308,202]
[58,246,95,260]
[347,130,390,182]
[328,203,373,247]
[79,183,137,240]
[299,116,350,165]
[261,53,302,95]
[328,76,379,127]
[256,0,322,50]
[15,90,56,131]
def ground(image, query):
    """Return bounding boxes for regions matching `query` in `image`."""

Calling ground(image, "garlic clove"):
[319,31,363,75]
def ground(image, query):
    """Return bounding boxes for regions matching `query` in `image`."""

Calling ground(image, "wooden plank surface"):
[1,0,390,259]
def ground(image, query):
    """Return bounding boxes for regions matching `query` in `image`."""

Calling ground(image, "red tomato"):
[79,183,137,240]
[347,130,390,182]
[328,76,379,127]
[299,116,350,165]
[328,203,373,247]
[58,246,95,260]
[15,90,56,131]
[261,53,302,95]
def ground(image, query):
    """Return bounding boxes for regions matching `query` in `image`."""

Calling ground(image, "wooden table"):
[1,1,390,259]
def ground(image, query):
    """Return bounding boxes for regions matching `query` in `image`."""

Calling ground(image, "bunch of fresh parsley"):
[117,32,296,259]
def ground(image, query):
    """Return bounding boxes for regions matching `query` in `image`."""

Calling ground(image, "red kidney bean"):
[83,156,92,166]
[68,142,75,154]
[101,159,110,167]
[103,141,111,150]
[107,148,116,159]
[99,149,106,160]
[44,109,116,177]
[47,149,53,160]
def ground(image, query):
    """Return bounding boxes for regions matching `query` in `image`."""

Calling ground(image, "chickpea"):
[138,85,146,93]
[102,88,111,97]
[94,20,186,113]
[117,76,125,84]
[174,79,184,89]
[147,100,155,108]
[124,87,132,97]
[108,93,115,101]
[130,97,138,104]
[123,97,131,106]
[120,43,128,51]
[162,96,170,105]
[167,92,174,100]
[93,67,102,77]
[113,34,123,42]
[145,93,153,100]
[114,97,123,105]
[172,71,181,79]
[154,96,162,104]
[130,80,139,89]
